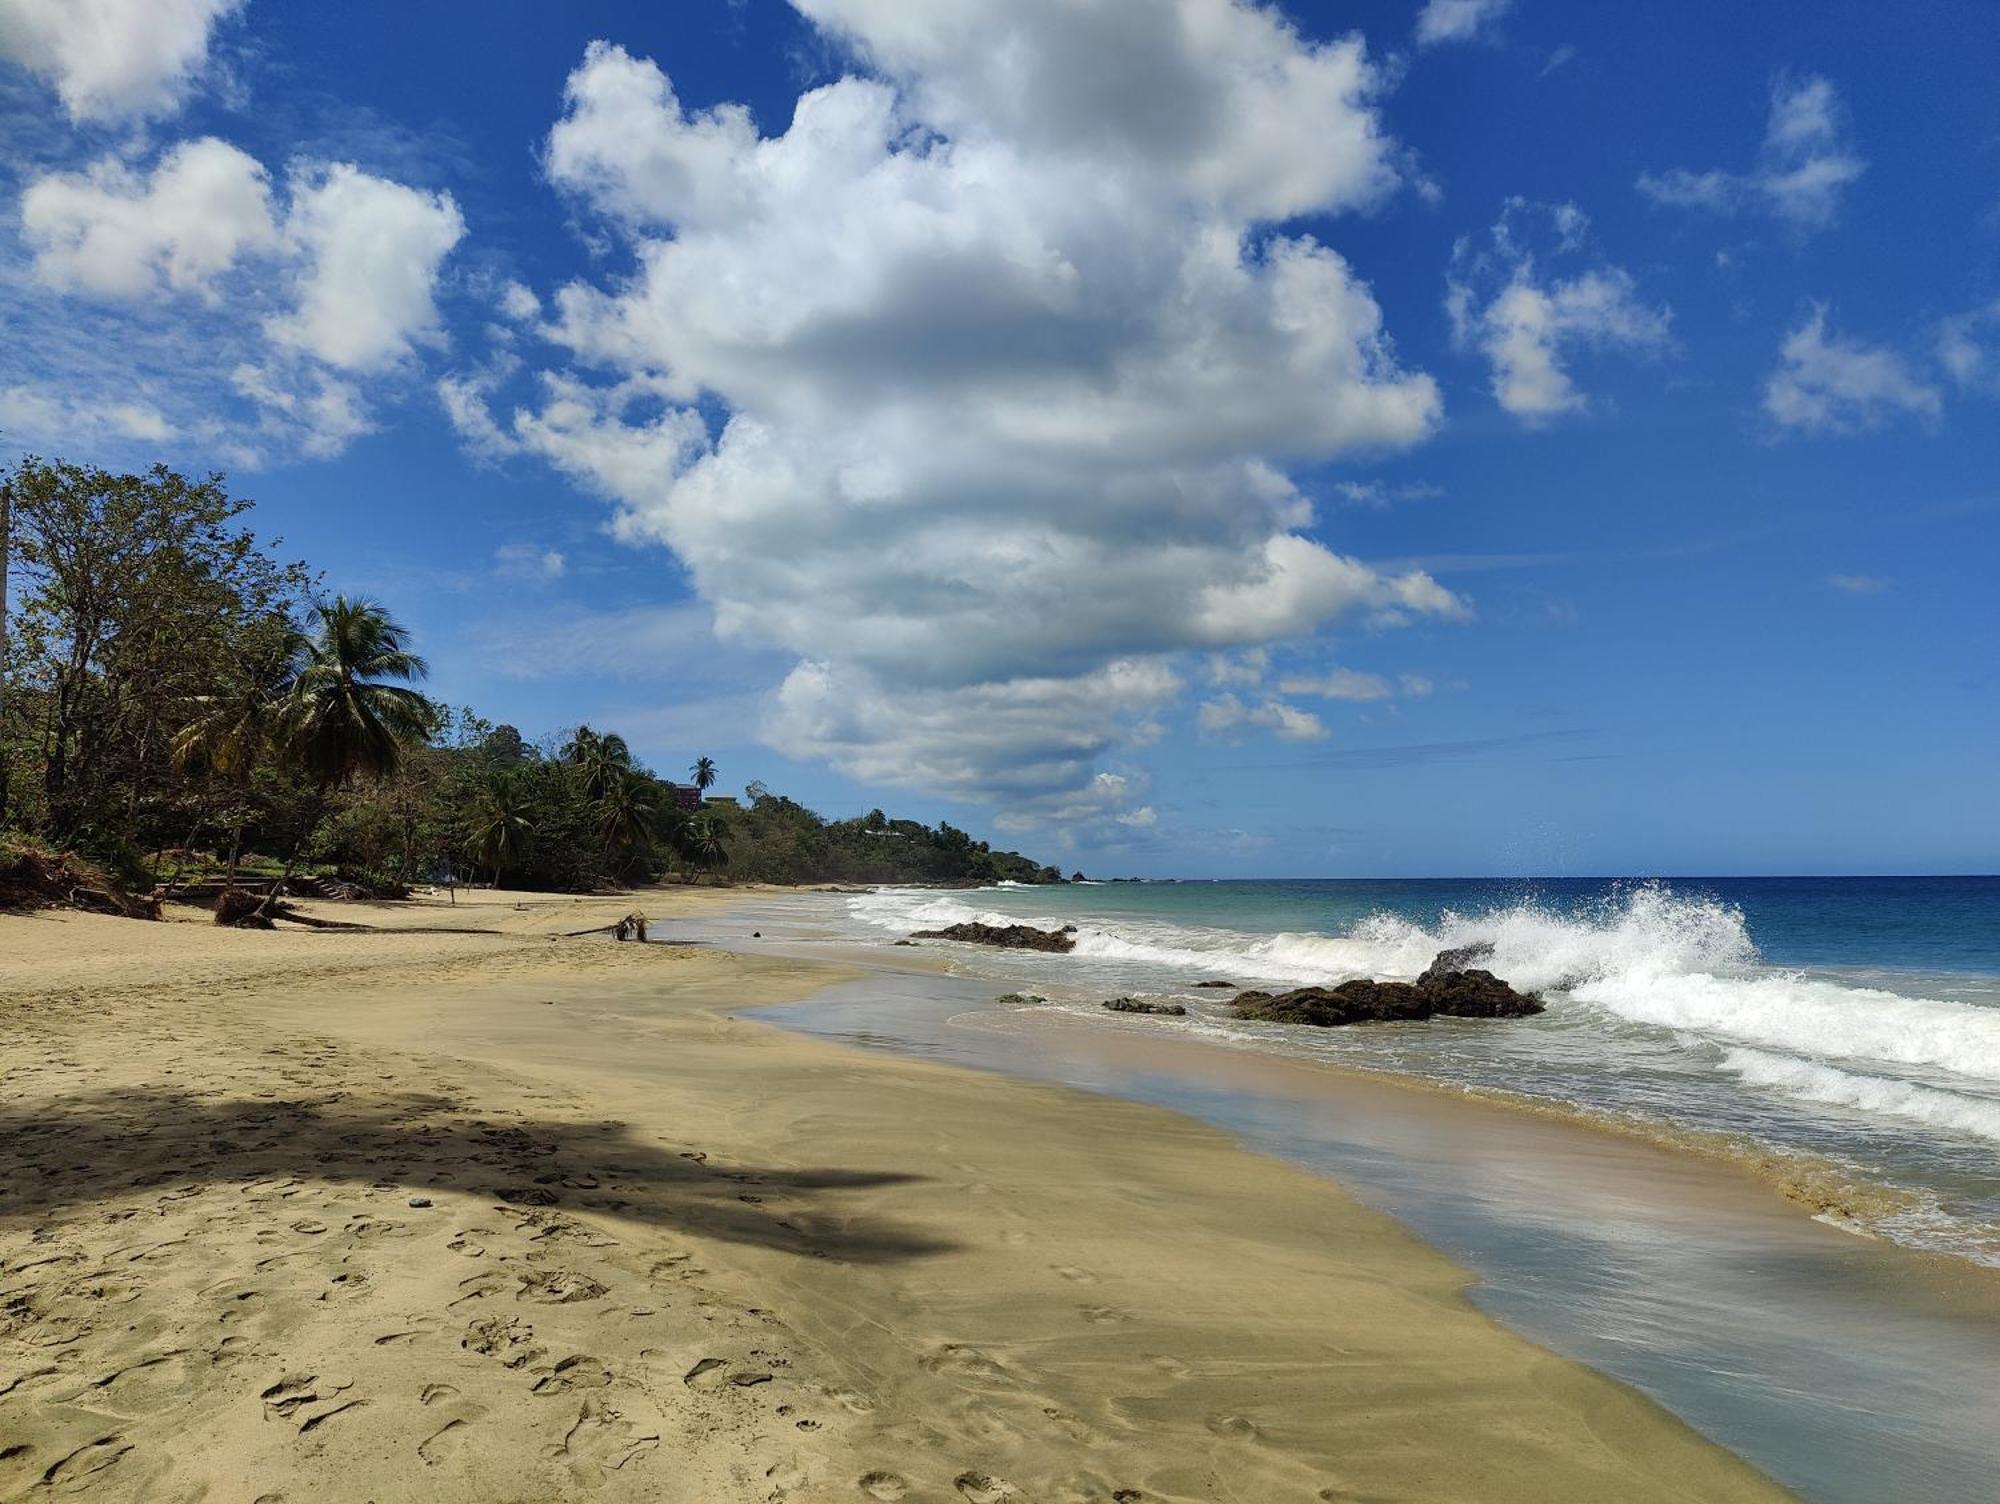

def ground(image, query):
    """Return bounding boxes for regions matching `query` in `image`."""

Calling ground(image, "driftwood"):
[562,911,650,941]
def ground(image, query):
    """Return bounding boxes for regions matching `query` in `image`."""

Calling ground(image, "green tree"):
[267,596,436,902]
[170,615,307,885]
[563,725,633,800]
[3,457,311,858]
[466,772,535,886]
[679,812,728,880]
[690,754,717,793]
[596,769,662,878]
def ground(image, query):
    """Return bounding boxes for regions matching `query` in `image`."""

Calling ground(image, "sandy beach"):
[0,888,1790,1503]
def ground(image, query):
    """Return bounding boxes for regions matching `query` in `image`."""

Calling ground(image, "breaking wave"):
[849,882,2000,1122]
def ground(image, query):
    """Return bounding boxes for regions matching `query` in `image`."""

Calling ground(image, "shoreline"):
[0,888,1792,1502]
[728,932,2000,1503]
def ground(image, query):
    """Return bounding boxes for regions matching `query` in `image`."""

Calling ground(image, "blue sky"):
[2,0,1995,877]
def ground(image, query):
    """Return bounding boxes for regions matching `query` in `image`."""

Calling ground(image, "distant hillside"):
[704,786,1062,886]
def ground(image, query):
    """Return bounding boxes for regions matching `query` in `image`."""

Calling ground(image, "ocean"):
[842,875,2000,1266]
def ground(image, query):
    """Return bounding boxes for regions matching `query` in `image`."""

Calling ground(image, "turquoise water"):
[840,876,2000,1264]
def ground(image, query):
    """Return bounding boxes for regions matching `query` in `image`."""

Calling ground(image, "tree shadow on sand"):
[0,1085,955,1263]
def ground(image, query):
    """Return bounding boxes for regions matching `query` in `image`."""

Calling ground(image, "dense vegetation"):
[0,457,1057,901]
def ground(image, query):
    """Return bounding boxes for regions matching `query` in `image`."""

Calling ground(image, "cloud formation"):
[1638,74,1865,234]
[452,3,1465,828]
[0,0,241,121]
[21,137,277,300]
[1448,200,1671,424]
[1415,0,1510,48]
[1199,692,1328,742]
[9,136,464,462]
[1763,306,1941,435]
[1937,300,2000,394]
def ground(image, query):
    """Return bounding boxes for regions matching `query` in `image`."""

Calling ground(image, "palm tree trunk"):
[258,785,329,918]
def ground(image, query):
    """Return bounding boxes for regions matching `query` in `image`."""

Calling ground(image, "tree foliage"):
[0,457,1059,895]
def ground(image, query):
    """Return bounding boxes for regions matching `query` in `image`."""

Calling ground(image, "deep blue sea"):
[842,875,2000,1264]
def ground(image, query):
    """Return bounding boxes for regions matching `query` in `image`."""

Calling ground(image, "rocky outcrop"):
[1229,954,1541,1028]
[1101,997,1186,1016]
[909,921,1078,952]
[1419,943,1496,984]
[1191,980,1236,989]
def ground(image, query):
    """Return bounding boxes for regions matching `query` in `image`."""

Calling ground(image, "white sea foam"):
[1721,1048,2000,1144]
[850,884,2000,1090]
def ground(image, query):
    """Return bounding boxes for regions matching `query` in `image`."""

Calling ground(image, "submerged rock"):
[909,921,1078,952]
[995,992,1047,1006]
[1230,967,1541,1027]
[1100,996,1187,1016]
[1190,980,1236,989]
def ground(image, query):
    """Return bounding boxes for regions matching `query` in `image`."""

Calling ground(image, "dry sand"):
[0,888,1791,1502]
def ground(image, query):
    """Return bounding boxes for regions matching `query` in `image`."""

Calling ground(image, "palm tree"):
[596,769,659,877]
[679,812,728,881]
[565,725,634,800]
[171,616,307,886]
[466,772,535,886]
[690,755,717,793]
[264,596,435,906]
[283,596,435,787]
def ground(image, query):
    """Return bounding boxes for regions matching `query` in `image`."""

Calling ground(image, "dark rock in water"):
[995,992,1047,1006]
[1191,980,1236,989]
[892,939,916,946]
[1419,943,1497,984]
[1230,968,1541,1027]
[1101,996,1187,1016]
[909,921,1078,953]
[1424,968,1541,1017]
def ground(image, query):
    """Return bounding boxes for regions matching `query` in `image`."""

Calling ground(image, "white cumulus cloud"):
[21,137,277,301]
[1763,307,1941,435]
[1638,73,1865,234]
[450,5,1464,829]
[11,136,465,463]
[1448,200,1670,424]
[265,164,465,373]
[0,0,241,121]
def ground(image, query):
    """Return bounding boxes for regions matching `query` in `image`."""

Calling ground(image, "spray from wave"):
[850,882,2000,1116]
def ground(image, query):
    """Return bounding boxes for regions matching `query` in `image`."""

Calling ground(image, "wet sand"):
[0,890,1789,1502]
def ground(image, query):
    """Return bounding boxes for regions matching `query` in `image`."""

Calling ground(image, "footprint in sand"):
[1042,1407,1095,1442]
[919,1344,1017,1387]
[39,1436,131,1488]
[954,1473,1021,1503]
[419,1383,459,1406]
[450,1272,509,1307]
[297,1398,367,1435]
[1206,1413,1259,1440]
[532,1355,614,1394]
[78,1351,193,1417]
[462,1316,544,1370]
[682,1357,730,1389]
[1050,1265,1098,1285]
[1078,1304,1128,1325]
[516,1269,608,1305]
[823,1387,877,1415]
[858,1472,909,1501]
[416,1418,470,1466]
[551,1394,660,1473]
